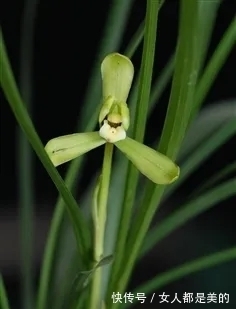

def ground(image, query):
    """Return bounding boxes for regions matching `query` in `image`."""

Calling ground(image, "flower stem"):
[90,142,114,309]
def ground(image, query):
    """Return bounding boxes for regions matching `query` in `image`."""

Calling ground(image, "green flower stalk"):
[45,53,180,184]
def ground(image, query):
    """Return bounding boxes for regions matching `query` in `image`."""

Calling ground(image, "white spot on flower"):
[99,120,126,143]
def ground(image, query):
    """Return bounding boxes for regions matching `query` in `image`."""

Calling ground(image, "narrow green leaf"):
[125,21,144,58]
[147,0,221,146]
[18,1,39,309]
[125,6,236,296]
[164,119,236,201]
[178,100,236,160]
[197,0,221,72]
[49,228,79,309]
[0,32,91,267]
[129,55,175,135]
[148,0,224,158]
[124,0,165,58]
[117,0,201,301]
[107,1,161,302]
[37,204,73,309]
[116,137,180,185]
[149,54,175,112]
[45,132,105,167]
[124,247,236,308]
[191,161,236,197]
[142,0,226,216]
[142,178,236,257]
[157,3,200,159]
[0,275,11,309]
[193,15,236,117]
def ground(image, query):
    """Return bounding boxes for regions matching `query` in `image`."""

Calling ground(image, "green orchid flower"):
[45,53,180,185]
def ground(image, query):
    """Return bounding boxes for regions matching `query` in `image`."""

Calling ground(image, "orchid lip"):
[99,120,126,143]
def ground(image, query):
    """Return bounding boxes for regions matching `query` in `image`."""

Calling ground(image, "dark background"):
[1,0,236,308]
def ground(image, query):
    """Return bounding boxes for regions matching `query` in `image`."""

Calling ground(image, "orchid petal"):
[45,132,105,166]
[101,53,134,102]
[115,137,180,184]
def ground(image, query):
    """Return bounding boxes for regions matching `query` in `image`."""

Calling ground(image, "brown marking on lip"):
[107,120,122,128]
